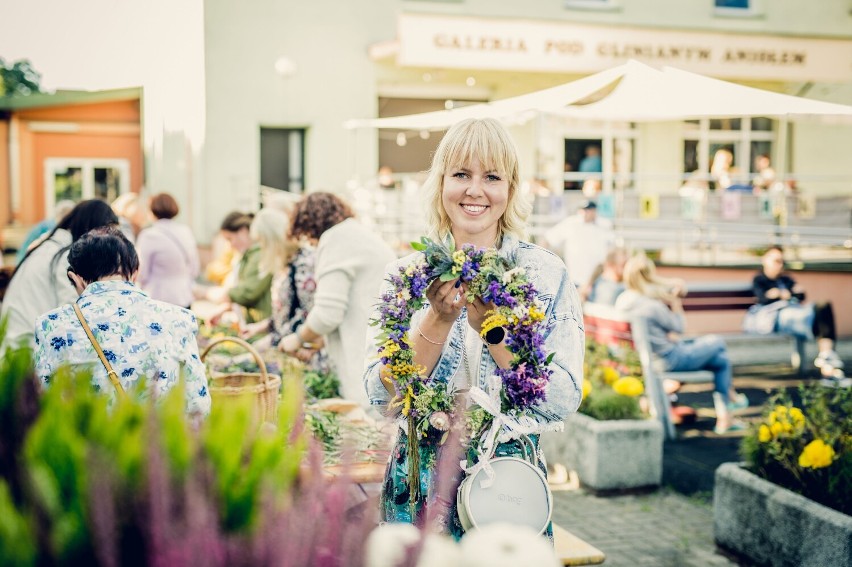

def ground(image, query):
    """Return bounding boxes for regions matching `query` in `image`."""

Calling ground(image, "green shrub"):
[740,385,851,515]
[0,332,373,566]
[581,390,643,421]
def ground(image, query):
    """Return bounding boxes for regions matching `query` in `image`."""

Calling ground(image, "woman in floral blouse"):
[34,227,210,418]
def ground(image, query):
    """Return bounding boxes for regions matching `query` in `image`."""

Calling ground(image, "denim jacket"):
[363,235,584,422]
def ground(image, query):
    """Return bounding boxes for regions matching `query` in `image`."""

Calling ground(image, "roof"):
[0,86,142,111]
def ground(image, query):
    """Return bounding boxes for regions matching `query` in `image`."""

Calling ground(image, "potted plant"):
[541,338,663,491]
[714,385,852,567]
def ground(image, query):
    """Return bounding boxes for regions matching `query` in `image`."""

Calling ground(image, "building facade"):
[198,0,852,242]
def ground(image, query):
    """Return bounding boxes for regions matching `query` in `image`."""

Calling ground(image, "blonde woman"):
[240,209,320,354]
[615,254,748,434]
[363,118,583,538]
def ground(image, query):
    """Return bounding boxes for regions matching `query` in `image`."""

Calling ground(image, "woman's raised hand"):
[426,278,467,323]
[466,292,496,334]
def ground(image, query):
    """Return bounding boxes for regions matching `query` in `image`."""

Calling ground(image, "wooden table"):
[554,524,606,566]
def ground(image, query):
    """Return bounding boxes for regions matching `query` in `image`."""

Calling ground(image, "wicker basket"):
[201,336,282,425]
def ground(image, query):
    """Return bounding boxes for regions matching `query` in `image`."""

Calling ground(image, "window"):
[714,0,761,16]
[260,128,305,193]
[715,0,749,8]
[44,159,130,216]
[682,117,775,190]
[564,0,620,10]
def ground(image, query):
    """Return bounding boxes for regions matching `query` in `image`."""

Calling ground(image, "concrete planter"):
[540,412,662,491]
[714,463,852,567]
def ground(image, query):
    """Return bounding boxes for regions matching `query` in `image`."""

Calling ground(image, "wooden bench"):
[554,524,606,565]
[583,303,680,440]
[683,281,807,376]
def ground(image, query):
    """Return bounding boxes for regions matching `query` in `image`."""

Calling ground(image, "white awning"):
[345,60,852,129]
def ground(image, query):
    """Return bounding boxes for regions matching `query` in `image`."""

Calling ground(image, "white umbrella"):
[343,63,628,130]
[552,62,852,122]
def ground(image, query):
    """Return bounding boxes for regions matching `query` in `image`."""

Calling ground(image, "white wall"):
[202,0,397,240]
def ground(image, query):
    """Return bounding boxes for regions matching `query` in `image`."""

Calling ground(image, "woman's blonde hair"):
[250,208,294,277]
[423,118,530,242]
[622,253,683,301]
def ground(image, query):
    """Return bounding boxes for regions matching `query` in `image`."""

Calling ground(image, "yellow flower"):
[770,422,784,437]
[401,386,414,417]
[758,424,772,443]
[612,376,644,397]
[601,366,620,385]
[582,380,592,399]
[379,340,401,359]
[798,439,836,469]
[788,407,805,427]
[451,249,466,274]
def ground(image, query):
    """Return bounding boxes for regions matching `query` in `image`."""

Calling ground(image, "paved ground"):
[552,489,736,567]
[549,338,852,566]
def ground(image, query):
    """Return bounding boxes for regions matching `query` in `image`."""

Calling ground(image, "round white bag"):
[456,455,553,535]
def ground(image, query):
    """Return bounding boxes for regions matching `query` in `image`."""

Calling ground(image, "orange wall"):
[20,131,143,223]
[12,98,143,224]
[657,265,852,337]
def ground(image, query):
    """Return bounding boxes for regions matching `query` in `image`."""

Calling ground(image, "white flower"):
[364,524,462,567]
[460,523,559,567]
[364,523,420,567]
[401,289,412,301]
[501,267,526,284]
[429,411,451,431]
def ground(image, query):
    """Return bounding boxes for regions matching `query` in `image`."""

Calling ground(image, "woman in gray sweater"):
[615,254,747,434]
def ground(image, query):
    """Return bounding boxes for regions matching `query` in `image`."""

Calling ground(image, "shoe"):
[814,351,845,370]
[714,420,747,435]
[727,393,749,412]
[819,369,852,388]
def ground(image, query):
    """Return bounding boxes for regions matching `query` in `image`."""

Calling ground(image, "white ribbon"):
[460,375,564,489]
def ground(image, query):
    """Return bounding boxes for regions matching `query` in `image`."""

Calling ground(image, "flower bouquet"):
[740,385,851,515]
[371,237,557,513]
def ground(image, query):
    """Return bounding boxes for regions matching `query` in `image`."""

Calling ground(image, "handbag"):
[456,435,553,535]
[742,301,788,335]
[72,303,128,399]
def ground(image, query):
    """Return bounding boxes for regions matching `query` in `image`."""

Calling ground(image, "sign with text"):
[397,13,852,82]
[597,193,615,219]
[680,194,702,221]
[721,192,742,220]
[640,194,660,219]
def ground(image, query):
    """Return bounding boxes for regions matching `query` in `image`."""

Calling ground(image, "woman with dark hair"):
[135,193,200,307]
[34,227,210,417]
[278,192,395,407]
[1,199,118,349]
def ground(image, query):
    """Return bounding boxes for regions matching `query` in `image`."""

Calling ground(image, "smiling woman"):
[363,118,584,540]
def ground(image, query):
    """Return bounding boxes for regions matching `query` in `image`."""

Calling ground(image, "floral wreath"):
[372,237,556,512]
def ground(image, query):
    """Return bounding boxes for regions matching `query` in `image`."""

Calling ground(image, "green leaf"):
[546,352,555,364]
[410,241,427,251]
[439,272,457,282]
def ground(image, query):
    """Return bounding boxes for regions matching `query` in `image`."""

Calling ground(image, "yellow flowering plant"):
[580,338,647,421]
[741,385,851,515]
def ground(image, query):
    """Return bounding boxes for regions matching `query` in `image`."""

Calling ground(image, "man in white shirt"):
[542,200,615,291]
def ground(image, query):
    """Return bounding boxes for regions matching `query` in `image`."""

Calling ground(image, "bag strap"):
[72,303,128,399]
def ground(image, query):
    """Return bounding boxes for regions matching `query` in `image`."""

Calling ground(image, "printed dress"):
[269,245,334,375]
[34,280,211,417]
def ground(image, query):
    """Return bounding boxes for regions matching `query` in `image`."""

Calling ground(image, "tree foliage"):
[0,58,42,97]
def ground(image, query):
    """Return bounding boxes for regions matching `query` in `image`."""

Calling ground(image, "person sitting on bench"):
[751,246,844,382]
[616,254,748,434]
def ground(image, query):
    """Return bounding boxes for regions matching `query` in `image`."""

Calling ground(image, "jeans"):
[663,335,732,396]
